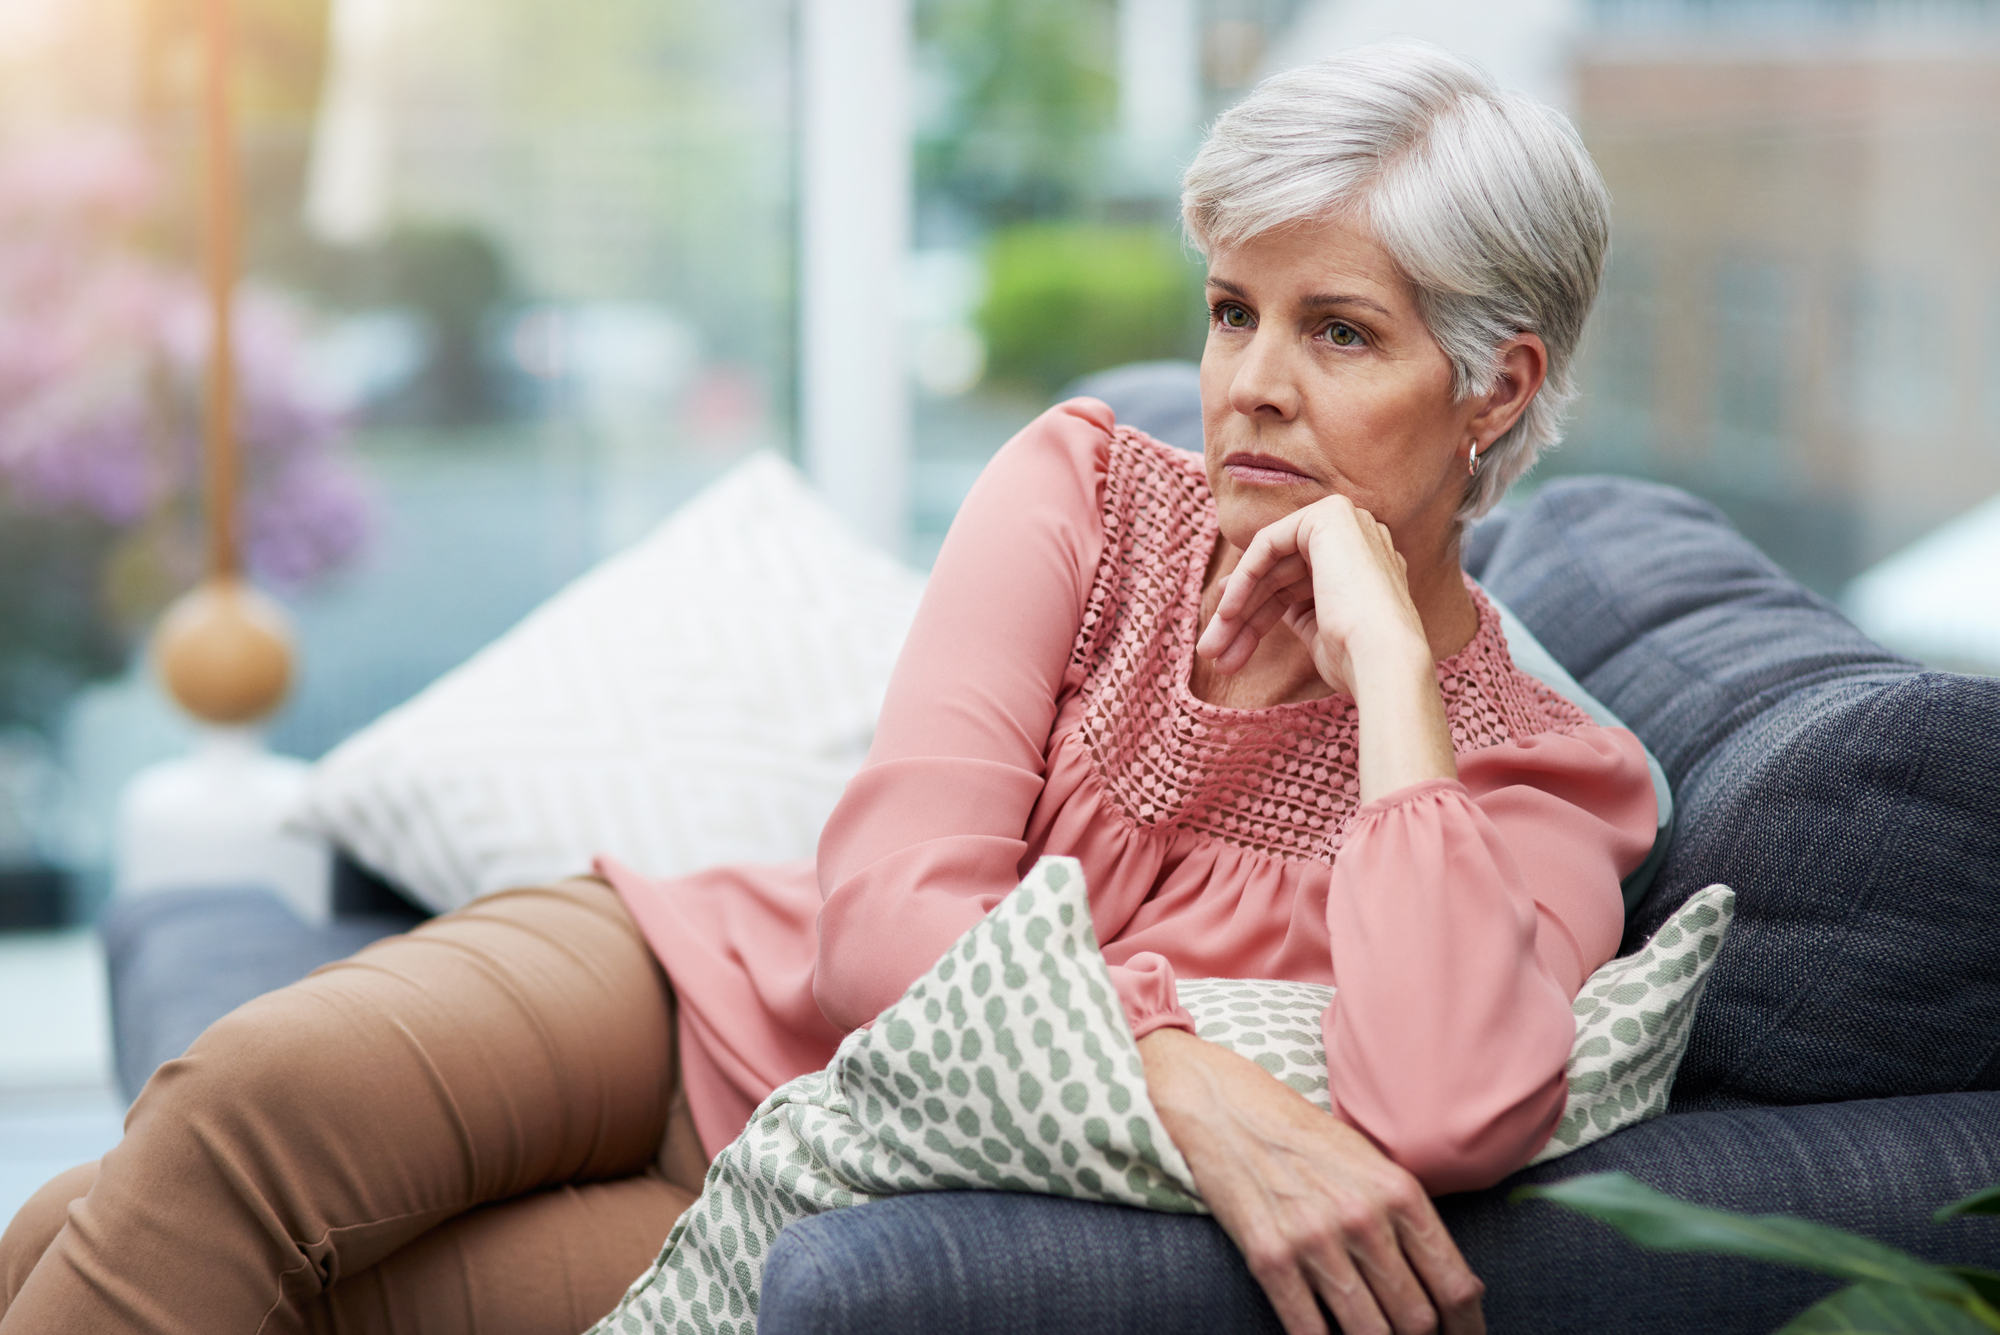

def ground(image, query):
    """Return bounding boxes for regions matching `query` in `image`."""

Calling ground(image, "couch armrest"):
[100,888,419,1102]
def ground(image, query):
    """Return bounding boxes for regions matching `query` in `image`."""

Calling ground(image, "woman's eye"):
[1213,303,1252,329]
[1326,322,1363,347]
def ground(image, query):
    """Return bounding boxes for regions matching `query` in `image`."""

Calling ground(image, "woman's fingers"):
[1204,516,1309,645]
[1241,1210,1454,1335]
[1219,510,1309,602]
[1206,578,1312,673]
[1199,549,1310,667]
[1246,1248,1335,1335]
[1140,1031,1486,1335]
[1199,493,1421,684]
[1302,1194,1452,1335]
[1214,547,1309,623]
[1396,1210,1487,1334]
[1245,1211,1442,1335]
[1340,1210,1453,1335]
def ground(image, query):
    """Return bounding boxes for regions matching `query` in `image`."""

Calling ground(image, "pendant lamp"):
[116,0,330,923]
[153,0,295,716]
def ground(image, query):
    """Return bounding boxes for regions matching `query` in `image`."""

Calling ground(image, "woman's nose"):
[1227,331,1302,422]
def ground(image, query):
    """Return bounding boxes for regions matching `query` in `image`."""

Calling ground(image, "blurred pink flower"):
[0,130,157,231]
[0,130,372,590]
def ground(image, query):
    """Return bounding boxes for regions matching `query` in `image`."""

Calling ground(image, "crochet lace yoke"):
[1068,429,1591,865]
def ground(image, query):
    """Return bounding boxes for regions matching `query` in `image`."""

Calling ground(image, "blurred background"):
[1,0,1998,1210]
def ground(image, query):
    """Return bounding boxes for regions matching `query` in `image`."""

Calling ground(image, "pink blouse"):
[602,399,1657,1195]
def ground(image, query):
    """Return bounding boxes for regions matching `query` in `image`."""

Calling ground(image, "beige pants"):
[0,878,708,1335]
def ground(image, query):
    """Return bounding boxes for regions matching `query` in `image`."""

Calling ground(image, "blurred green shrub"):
[282,222,513,424]
[978,223,1206,397]
[916,0,1116,224]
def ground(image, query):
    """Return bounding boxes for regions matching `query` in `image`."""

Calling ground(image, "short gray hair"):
[1182,42,1610,520]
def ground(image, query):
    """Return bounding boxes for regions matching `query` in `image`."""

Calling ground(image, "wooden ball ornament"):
[154,577,295,725]
[147,0,300,730]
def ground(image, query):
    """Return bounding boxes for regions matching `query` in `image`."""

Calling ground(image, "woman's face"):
[1198,214,1509,561]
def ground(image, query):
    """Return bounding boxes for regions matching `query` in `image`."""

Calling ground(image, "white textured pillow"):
[300,454,927,913]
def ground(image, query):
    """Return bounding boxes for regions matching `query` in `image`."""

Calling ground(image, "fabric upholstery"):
[1062,361,1203,453]
[758,1091,2000,1335]
[1469,478,2000,1109]
[762,1194,1285,1335]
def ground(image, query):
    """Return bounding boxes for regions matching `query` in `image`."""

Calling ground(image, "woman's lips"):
[1221,453,1314,486]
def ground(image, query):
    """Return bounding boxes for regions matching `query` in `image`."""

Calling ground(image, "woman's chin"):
[1214,490,1316,552]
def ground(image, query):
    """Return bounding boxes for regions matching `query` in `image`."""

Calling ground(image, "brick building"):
[1559,3,2000,592]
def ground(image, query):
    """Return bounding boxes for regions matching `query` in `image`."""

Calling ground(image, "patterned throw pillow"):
[299,454,925,913]
[1176,884,1736,1164]
[586,856,1202,1335]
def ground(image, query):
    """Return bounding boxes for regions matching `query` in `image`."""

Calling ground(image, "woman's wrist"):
[1138,1026,1213,1117]
[1344,629,1434,702]
[1140,1027,1262,1142]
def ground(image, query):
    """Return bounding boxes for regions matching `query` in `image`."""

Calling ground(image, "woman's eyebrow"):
[1298,292,1392,317]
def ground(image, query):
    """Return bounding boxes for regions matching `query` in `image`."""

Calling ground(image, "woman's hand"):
[1198,494,1425,696]
[1141,1027,1486,1335]
[1196,495,1457,802]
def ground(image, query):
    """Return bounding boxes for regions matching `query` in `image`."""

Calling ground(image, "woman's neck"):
[1405,538,1480,663]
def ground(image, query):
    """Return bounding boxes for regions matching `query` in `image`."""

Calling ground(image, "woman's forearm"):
[1348,632,1458,804]
[1320,780,1578,1194]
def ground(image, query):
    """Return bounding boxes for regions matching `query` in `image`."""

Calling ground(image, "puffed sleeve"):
[813,399,1122,1031]
[1323,727,1657,1195]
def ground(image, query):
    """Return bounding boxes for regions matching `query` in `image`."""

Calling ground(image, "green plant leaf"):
[1516,1174,1979,1308]
[1937,1188,2000,1223]
[1948,1270,2000,1312]
[1777,1281,1995,1334]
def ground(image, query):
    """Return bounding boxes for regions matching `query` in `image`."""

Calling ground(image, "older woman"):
[0,41,1652,1335]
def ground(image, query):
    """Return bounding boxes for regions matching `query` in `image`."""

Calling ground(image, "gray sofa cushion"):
[1063,361,1204,452]
[1470,478,2000,1109]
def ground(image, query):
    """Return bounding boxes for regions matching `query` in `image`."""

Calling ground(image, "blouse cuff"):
[1349,776,1472,822]
[1111,952,1195,1041]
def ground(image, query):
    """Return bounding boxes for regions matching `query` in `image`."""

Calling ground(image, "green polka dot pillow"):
[587,856,1204,1335]
[1177,882,1736,1163]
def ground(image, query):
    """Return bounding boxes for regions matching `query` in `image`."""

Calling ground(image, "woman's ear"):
[1468,334,1548,447]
